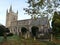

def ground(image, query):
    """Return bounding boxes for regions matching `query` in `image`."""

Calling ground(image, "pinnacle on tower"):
[17,10,18,14]
[6,9,8,14]
[9,5,12,12]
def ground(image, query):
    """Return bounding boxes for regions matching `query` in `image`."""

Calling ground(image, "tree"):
[21,27,28,35]
[21,27,28,39]
[24,0,60,20]
[52,11,60,37]
[0,24,7,39]
[0,24,13,40]
[31,26,39,38]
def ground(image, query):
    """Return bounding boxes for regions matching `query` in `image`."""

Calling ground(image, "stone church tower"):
[6,5,18,28]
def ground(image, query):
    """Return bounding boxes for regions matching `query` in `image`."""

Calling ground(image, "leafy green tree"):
[52,11,60,37]
[31,26,39,38]
[0,24,13,39]
[21,27,28,35]
[24,0,60,20]
[0,24,7,39]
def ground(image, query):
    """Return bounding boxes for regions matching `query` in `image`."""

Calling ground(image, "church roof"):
[17,17,48,26]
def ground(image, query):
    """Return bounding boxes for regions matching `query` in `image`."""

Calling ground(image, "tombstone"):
[24,33,27,39]
[34,37,36,40]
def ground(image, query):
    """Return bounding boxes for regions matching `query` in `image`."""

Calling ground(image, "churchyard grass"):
[0,35,60,45]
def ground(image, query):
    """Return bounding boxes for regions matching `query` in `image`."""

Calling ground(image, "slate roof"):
[17,17,48,26]
[30,17,48,26]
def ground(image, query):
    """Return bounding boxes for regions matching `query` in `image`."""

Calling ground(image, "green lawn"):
[0,35,60,45]
[0,36,4,42]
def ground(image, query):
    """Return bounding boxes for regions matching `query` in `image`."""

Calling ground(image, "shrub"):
[7,33,13,36]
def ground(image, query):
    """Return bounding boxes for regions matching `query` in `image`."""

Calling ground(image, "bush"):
[7,33,13,36]
[45,41,56,45]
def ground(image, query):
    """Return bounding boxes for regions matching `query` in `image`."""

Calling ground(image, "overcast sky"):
[0,0,31,26]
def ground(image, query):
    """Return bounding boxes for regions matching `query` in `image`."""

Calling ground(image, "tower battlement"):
[6,5,18,27]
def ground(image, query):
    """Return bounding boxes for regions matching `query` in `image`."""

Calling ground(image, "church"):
[6,6,50,38]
